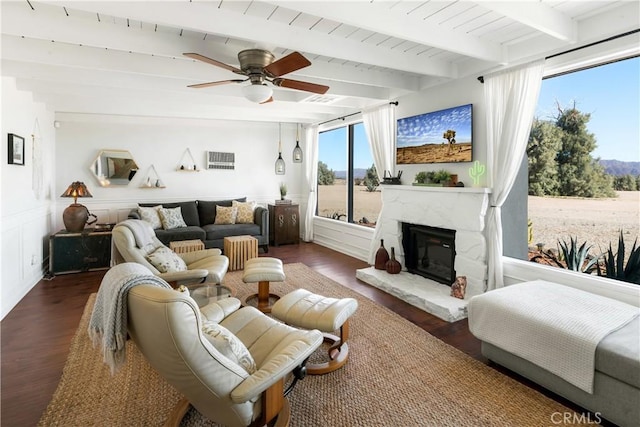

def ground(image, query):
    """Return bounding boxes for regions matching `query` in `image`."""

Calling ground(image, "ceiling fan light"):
[242,84,273,103]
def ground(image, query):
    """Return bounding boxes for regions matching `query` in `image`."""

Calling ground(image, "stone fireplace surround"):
[356,185,491,322]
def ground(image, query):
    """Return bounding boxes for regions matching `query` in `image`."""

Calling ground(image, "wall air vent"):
[206,151,235,170]
[301,94,343,104]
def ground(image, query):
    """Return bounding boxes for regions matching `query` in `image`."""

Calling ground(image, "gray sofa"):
[128,198,268,252]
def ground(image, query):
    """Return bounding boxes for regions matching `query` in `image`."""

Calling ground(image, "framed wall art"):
[8,133,25,166]
[396,104,473,164]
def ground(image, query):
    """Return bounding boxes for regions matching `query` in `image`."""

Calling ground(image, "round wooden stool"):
[241,257,285,313]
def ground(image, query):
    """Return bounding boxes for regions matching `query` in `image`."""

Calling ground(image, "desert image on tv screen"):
[396,104,472,164]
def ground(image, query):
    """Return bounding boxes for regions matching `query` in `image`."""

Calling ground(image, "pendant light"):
[275,122,285,175]
[292,123,303,163]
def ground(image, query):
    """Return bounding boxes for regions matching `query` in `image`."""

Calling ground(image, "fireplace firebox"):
[402,223,456,285]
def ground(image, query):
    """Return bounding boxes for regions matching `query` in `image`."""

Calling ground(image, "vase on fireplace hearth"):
[374,239,390,270]
[386,247,401,274]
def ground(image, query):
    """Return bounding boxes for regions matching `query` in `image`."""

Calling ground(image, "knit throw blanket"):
[88,263,172,374]
[118,219,156,249]
[110,219,157,266]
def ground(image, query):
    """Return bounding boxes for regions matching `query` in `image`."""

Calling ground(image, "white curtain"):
[362,103,396,264]
[302,124,319,242]
[485,60,545,290]
[362,103,396,180]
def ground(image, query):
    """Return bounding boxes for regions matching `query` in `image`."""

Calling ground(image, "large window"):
[317,122,382,227]
[526,55,639,279]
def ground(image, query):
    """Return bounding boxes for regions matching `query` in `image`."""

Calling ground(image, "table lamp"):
[61,181,97,232]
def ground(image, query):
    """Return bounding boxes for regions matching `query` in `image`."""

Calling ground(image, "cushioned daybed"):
[468,280,640,427]
[128,198,268,252]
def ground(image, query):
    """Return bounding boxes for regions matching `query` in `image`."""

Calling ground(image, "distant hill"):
[334,168,367,180]
[599,160,640,176]
[336,162,639,178]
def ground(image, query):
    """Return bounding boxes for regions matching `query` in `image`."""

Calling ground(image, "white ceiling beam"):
[266,0,504,63]
[2,37,391,103]
[41,0,455,77]
[505,1,640,66]
[480,1,577,43]
[1,2,241,64]
[15,78,345,123]
[3,2,419,91]
[289,60,421,92]
[0,34,228,82]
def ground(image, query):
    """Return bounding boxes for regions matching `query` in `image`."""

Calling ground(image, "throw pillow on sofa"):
[201,320,257,374]
[197,198,247,225]
[232,200,256,224]
[138,205,163,229]
[158,207,188,230]
[146,247,187,273]
[214,206,238,225]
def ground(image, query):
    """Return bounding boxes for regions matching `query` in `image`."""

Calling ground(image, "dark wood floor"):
[1,242,595,426]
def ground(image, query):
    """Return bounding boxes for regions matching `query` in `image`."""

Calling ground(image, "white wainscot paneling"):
[1,207,52,319]
[2,226,22,298]
[312,217,374,262]
[503,257,640,307]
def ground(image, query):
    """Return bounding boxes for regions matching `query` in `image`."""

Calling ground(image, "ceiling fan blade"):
[183,52,244,75]
[273,78,329,95]
[187,79,245,89]
[260,97,274,104]
[264,51,311,77]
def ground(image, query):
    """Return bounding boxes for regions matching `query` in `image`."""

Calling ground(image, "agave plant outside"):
[597,231,640,284]
[557,236,600,273]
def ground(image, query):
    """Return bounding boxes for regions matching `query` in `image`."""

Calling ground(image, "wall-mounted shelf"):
[176,148,200,172]
[140,164,166,188]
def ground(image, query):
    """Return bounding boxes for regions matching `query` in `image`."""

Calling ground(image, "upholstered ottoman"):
[272,289,358,375]
[241,257,285,313]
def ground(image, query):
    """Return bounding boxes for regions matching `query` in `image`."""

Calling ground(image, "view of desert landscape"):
[317,179,382,226]
[318,181,639,254]
[528,190,640,252]
[396,143,472,164]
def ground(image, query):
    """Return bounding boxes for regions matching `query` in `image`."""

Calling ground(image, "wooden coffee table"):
[223,235,258,271]
[170,239,205,254]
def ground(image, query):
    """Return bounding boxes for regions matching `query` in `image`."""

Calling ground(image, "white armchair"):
[112,219,229,285]
[127,283,323,426]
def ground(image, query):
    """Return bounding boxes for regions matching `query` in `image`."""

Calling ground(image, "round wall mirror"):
[90,149,139,186]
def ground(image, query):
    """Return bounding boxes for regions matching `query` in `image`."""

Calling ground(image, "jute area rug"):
[39,263,584,427]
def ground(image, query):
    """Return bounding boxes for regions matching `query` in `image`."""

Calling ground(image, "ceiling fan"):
[184,49,330,103]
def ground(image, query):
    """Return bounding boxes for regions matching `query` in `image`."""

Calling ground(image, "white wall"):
[393,76,488,188]
[53,114,306,230]
[1,77,56,319]
[311,75,487,261]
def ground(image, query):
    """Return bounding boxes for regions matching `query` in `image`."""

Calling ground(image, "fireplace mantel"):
[357,184,491,322]
[381,184,491,194]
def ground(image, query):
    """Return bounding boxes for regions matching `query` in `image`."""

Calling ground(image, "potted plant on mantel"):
[279,182,287,200]
[413,169,458,187]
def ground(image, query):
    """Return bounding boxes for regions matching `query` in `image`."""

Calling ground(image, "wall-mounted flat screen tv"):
[396,103,473,164]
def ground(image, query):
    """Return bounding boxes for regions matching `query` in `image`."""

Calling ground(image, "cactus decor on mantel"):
[469,160,486,186]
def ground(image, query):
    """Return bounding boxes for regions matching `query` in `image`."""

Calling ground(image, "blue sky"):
[397,104,472,147]
[536,56,639,161]
[319,122,374,170]
[320,56,639,169]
